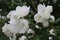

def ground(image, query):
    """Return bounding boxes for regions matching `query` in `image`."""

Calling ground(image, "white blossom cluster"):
[2,6,34,40]
[34,4,55,27]
[2,4,55,40]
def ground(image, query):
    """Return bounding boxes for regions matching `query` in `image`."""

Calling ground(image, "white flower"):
[34,4,54,27]
[34,4,51,23]
[49,29,55,35]
[27,29,35,34]
[34,13,50,27]
[50,15,55,22]
[38,4,51,20]
[2,23,15,37]
[19,35,27,40]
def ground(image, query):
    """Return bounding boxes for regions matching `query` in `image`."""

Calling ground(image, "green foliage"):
[55,18,60,26]
[0,30,9,40]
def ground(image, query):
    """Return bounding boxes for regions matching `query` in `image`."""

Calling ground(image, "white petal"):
[18,19,29,34]
[50,15,55,22]
[42,11,51,20]
[42,20,49,27]
[16,6,30,17]
[35,25,40,29]
[7,10,15,18]
[8,20,17,26]
[46,5,53,13]
[27,29,35,34]
[34,14,44,23]
[38,4,45,13]
[16,6,21,11]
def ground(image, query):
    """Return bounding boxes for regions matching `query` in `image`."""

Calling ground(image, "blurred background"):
[0,0,60,40]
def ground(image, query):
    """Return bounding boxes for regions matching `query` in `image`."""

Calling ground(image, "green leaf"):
[55,18,60,26]
[0,30,9,40]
